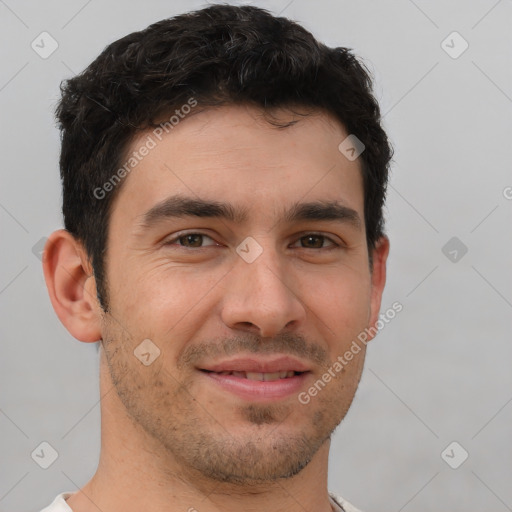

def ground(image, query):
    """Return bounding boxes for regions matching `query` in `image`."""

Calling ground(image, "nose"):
[219,242,307,338]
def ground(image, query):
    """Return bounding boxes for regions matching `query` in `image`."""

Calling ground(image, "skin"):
[43,104,389,512]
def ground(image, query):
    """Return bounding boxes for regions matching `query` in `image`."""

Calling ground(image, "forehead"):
[111,104,364,226]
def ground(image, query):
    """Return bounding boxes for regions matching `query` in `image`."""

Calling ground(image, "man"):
[40,4,392,511]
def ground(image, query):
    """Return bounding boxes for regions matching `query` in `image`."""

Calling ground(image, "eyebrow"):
[138,195,362,230]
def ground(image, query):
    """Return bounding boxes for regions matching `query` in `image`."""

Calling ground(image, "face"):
[99,105,385,484]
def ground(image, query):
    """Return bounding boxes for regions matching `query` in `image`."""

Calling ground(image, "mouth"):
[200,369,301,381]
[197,356,312,401]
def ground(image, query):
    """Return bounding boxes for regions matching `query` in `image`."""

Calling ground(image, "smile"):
[204,370,299,381]
[199,370,312,403]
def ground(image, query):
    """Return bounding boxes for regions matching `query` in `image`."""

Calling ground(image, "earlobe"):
[42,229,102,343]
[367,236,390,340]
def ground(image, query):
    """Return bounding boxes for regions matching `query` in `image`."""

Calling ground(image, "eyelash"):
[163,232,341,250]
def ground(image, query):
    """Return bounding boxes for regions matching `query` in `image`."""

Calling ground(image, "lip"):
[200,369,311,402]
[198,356,312,402]
[199,356,311,373]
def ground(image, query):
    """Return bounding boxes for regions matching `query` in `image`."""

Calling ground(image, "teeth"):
[215,370,298,380]
[240,371,296,381]
[246,372,265,381]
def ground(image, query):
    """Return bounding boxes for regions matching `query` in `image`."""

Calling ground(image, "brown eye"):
[178,234,204,247]
[301,235,324,248]
[164,232,218,248]
[295,234,337,249]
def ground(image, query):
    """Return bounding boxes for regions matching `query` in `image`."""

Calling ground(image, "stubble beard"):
[101,323,356,486]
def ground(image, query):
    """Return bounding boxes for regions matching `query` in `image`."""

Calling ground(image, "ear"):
[367,236,390,340]
[42,229,102,342]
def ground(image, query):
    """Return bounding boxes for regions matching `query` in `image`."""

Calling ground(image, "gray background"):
[1,1,511,511]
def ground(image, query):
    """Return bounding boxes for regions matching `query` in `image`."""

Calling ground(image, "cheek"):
[301,264,372,334]
[116,262,223,335]
[109,250,371,346]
